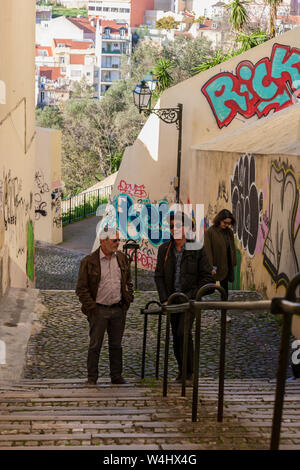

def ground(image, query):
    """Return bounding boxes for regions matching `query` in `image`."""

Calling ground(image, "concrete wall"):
[0,0,36,296]
[35,128,63,245]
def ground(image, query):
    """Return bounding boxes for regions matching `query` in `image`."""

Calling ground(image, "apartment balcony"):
[101,64,120,70]
[102,35,128,41]
[101,49,122,55]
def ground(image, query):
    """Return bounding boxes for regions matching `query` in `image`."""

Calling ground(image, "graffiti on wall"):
[51,188,63,228]
[26,220,34,282]
[3,170,29,256]
[202,43,300,128]
[117,180,148,199]
[230,154,263,257]
[263,162,300,287]
[34,170,49,220]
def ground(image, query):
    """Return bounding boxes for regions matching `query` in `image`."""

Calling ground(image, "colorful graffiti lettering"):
[230,154,263,257]
[263,162,300,288]
[202,43,300,128]
[117,179,148,199]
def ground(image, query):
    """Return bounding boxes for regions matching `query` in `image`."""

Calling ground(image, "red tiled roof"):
[100,20,128,33]
[40,67,63,81]
[67,17,96,33]
[70,54,85,65]
[35,46,53,57]
[53,38,94,49]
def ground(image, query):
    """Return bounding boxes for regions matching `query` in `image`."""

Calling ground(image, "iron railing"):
[140,273,300,450]
[61,185,113,225]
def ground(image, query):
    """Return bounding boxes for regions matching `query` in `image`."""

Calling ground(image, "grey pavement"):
[59,215,100,254]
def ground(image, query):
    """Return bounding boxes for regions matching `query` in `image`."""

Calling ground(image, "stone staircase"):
[0,378,299,450]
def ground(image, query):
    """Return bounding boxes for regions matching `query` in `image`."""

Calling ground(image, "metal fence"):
[140,273,300,451]
[61,185,113,225]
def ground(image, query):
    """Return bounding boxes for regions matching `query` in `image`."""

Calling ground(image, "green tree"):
[264,0,282,38]
[225,0,249,31]
[155,16,180,30]
[36,105,63,129]
[153,58,175,94]
[235,29,268,50]
[162,36,213,84]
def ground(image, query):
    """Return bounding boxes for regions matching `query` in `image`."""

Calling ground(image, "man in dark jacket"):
[155,213,213,383]
[76,227,134,385]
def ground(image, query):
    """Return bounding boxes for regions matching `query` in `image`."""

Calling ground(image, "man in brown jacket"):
[76,227,134,385]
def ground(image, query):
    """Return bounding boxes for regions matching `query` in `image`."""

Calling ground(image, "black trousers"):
[170,311,195,377]
[220,278,229,299]
[87,304,126,381]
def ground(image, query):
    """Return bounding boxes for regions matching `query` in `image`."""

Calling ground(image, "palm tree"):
[264,0,283,38]
[226,0,249,32]
[235,30,269,50]
[153,58,175,94]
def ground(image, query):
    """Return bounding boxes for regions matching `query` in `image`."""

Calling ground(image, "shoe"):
[86,379,97,387]
[111,376,128,384]
[185,374,194,387]
[226,314,232,322]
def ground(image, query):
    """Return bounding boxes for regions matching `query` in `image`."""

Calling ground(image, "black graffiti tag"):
[230,154,263,257]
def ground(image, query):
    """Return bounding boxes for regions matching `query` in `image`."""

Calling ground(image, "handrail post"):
[270,273,300,450]
[192,307,201,422]
[181,308,190,397]
[163,310,170,397]
[192,284,226,423]
[141,310,148,379]
[156,313,162,379]
[140,301,162,380]
[218,288,228,422]
[163,293,190,398]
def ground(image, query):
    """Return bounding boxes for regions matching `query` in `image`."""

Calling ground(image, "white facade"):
[88,0,131,22]
[36,16,85,46]
[95,20,131,96]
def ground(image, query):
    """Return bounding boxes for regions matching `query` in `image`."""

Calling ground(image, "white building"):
[36,15,96,46]
[95,19,131,96]
[88,0,131,23]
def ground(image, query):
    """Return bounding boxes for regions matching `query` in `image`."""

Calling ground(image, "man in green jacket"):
[155,213,213,384]
[76,227,134,386]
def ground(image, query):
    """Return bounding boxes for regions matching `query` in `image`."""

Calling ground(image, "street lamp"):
[133,80,183,203]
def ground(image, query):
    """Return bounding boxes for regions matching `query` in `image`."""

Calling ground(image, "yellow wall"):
[0,0,36,294]
[35,127,63,245]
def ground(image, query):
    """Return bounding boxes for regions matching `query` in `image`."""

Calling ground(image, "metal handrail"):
[61,185,113,225]
[161,274,300,451]
[140,301,163,380]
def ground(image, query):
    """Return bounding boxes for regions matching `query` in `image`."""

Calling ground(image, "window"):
[89,6,95,10]
[86,72,91,76]
[59,56,65,64]
[103,7,109,11]
[41,91,45,102]
[96,6,102,11]
[61,67,66,72]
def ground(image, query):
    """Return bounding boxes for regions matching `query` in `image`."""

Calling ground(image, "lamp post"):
[133,80,183,203]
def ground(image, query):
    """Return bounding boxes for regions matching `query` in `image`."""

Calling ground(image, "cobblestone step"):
[0,378,299,449]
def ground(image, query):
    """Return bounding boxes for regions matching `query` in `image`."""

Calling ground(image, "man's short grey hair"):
[99,226,118,241]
